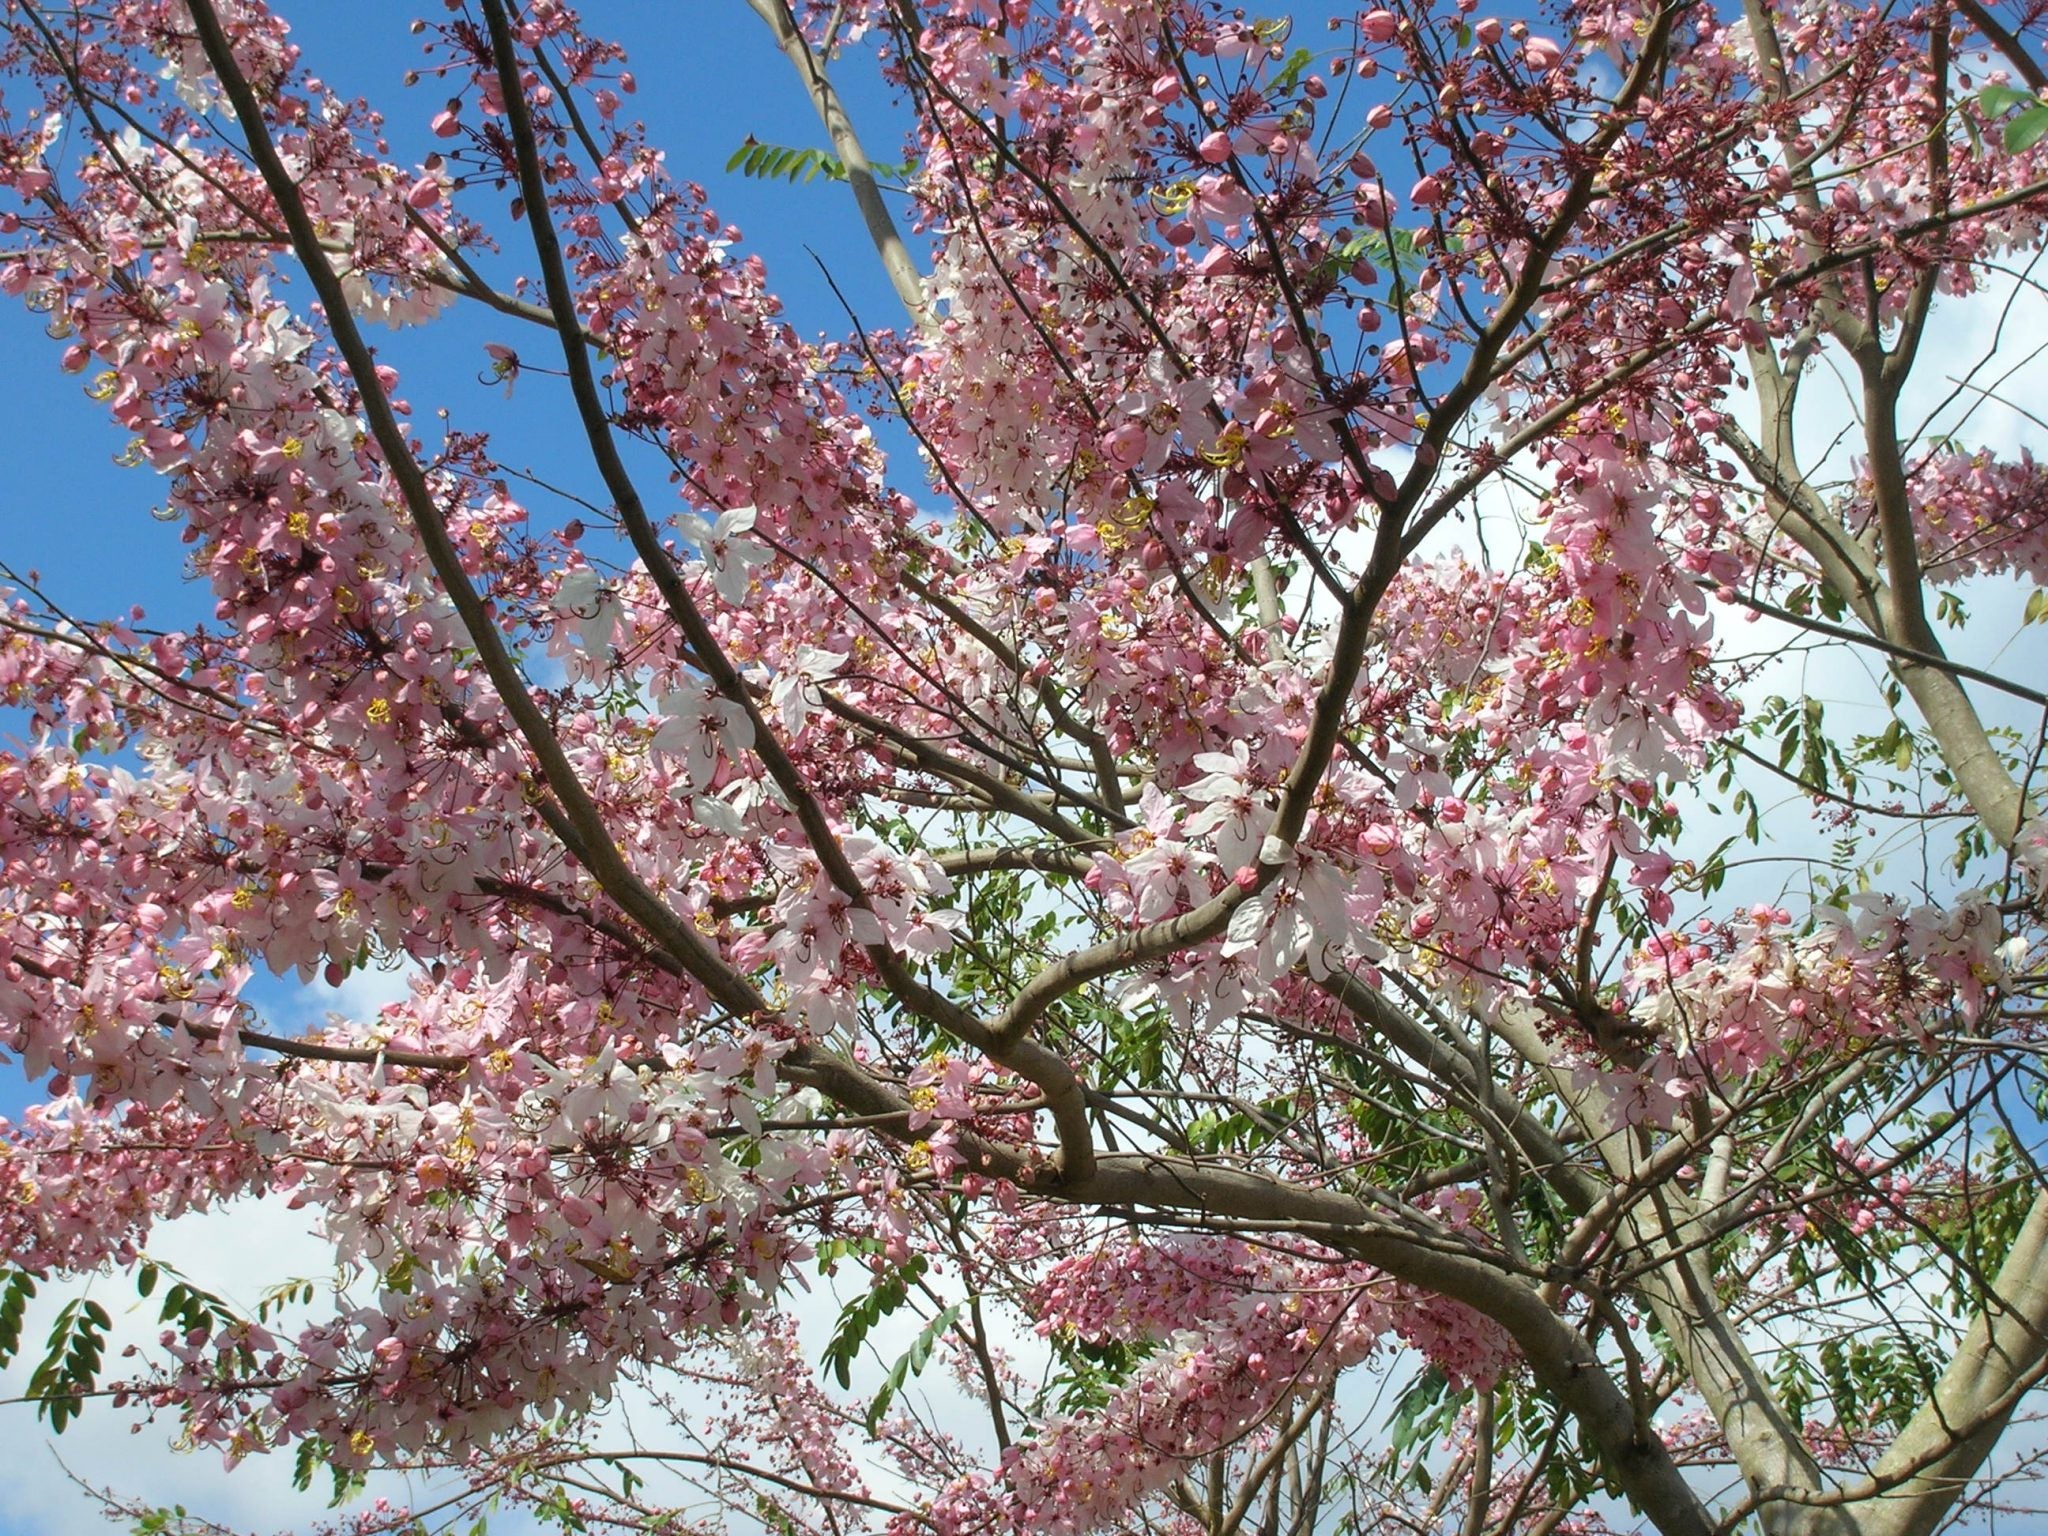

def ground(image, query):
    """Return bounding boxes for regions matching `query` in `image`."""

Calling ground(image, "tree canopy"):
[1,1,2046,1534]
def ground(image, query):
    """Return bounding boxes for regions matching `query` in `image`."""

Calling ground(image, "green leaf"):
[257,1278,316,1322]
[154,1273,252,1365]
[908,1301,961,1374]
[865,1302,964,1433]
[27,1295,111,1432]
[727,135,913,187]
[1381,1367,1469,1492]
[536,1483,589,1532]
[2007,104,2048,151]
[815,1236,886,1273]
[1978,84,2039,117]
[1270,46,1315,93]
[606,1457,642,1500]
[0,1270,36,1369]
[820,1255,928,1390]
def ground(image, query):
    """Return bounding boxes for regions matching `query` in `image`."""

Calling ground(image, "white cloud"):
[289,961,424,1032]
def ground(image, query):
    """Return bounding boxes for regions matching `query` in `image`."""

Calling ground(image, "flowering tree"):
[1,0,2046,1533]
